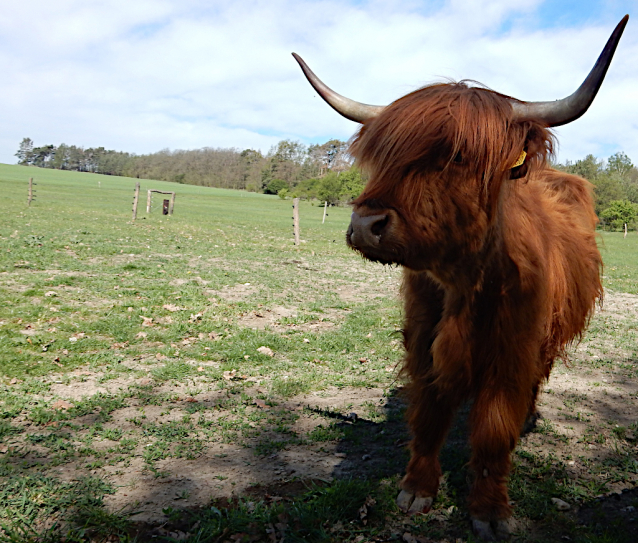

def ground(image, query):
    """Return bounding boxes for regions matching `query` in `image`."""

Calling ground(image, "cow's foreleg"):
[398,381,460,514]
[399,271,448,514]
[467,388,530,539]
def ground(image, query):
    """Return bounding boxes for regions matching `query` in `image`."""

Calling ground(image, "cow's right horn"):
[292,53,385,123]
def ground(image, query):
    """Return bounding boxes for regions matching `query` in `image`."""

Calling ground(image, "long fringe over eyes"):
[350,82,556,208]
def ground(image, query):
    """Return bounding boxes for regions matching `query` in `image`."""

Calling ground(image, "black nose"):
[348,211,389,248]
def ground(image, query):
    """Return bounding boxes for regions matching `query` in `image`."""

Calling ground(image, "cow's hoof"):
[396,490,433,515]
[472,519,496,541]
[471,517,514,541]
[521,410,542,436]
[494,518,515,540]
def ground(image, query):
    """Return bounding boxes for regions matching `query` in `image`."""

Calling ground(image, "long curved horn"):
[292,53,385,123]
[512,15,628,127]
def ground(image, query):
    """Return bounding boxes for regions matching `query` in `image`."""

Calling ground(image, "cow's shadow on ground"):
[122,382,637,541]
[578,488,638,540]
[311,388,471,495]
[306,388,638,541]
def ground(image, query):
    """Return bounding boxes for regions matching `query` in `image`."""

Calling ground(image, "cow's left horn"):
[511,15,628,127]
[292,53,385,123]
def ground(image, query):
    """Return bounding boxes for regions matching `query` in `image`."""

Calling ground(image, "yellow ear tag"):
[510,150,527,169]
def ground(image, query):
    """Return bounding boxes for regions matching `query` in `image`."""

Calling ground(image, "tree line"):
[554,151,638,231]
[15,137,366,205]
[14,138,638,226]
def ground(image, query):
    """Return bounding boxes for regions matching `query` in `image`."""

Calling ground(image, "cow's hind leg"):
[398,381,460,514]
[468,388,530,540]
[520,382,543,436]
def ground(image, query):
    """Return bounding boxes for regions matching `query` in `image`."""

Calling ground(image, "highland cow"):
[293,15,628,541]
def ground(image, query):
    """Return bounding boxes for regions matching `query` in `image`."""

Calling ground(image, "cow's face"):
[346,149,489,275]
[345,84,548,278]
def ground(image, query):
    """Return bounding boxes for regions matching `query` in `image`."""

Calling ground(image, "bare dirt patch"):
[94,386,393,523]
[238,305,297,330]
[214,282,259,302]
[238,305,340,333]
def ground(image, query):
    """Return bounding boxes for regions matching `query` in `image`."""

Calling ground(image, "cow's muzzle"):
[347,211,390,250]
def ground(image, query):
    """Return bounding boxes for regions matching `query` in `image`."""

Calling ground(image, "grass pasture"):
[0,163,637,543]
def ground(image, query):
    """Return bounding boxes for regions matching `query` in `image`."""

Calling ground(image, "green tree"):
[560,154,603,181]
[606,151,633,177]
[15,138,34,165]
[51,144,69,170]
[97,150,132,176]
[317,172,343,205]
[262,140,307,189]
[338,168,366,201]
[30,145,56,168]
[291,178,320,200]
[84,147,106,173]
[308,139,348,168]
[239,149,265,192]
[66,146,86,171]
[621,168,638,203]
[260,167,274,192]
[592,174,624,215]
[599,199,638,231]
[271,139,306,163]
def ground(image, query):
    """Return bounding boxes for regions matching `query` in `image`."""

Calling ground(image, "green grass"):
[0,163,637,542]
[598,231,638,293]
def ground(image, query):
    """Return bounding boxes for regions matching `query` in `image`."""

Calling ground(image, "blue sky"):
[535,0,632,27]
[0,0,636,165]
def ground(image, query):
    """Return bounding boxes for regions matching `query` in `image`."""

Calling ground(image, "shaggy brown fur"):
[347,82,603,522]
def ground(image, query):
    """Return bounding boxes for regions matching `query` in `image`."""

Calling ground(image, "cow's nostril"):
[370,215,389,236]
[349,212,390,248]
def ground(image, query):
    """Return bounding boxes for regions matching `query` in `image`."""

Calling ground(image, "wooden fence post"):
[293,198,300,246]
[624,223,628,238]
[169,192,176,215]
[27,178,35,206]
[132,182,140,220]
[322,201,328,224]
[146,190,152,214]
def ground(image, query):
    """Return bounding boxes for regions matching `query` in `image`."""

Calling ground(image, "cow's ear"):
[509,160,528,180]
[510,125,551,180]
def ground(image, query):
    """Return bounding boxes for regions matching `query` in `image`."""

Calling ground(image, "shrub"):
[265,178,287,195]
[599,199,638,231]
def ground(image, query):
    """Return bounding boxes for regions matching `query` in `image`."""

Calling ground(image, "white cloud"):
[0,0,635,165]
